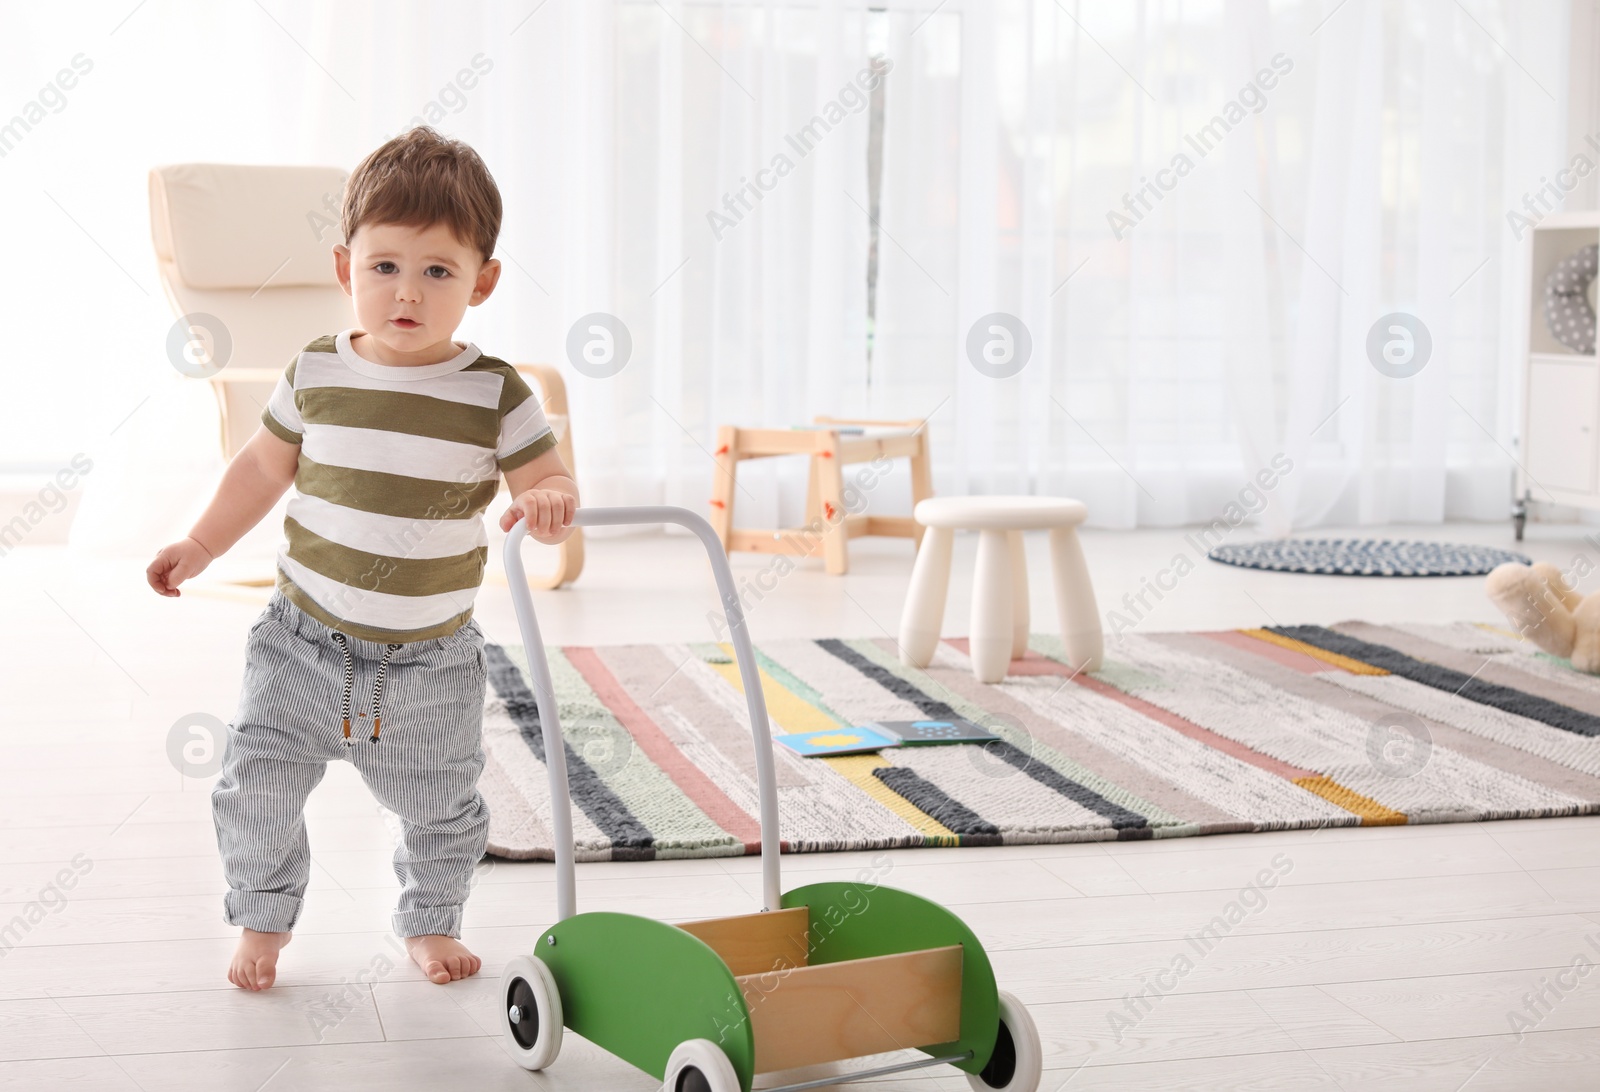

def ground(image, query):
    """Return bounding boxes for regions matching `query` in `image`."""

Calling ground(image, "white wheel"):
[501,954,563,1070]
[662,1038,740,1092]
[967,990,1042,1091]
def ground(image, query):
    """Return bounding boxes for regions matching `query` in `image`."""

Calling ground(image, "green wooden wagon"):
[500,507,1042,1092]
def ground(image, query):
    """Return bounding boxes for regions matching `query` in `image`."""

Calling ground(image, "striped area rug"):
[477,622,1600,860]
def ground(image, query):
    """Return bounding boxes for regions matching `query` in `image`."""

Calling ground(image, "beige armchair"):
[148,162,582,588]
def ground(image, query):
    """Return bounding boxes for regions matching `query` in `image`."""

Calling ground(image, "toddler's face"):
[333,221,499,361]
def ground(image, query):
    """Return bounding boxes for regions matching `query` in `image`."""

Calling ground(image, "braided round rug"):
[1207,539,1530,577]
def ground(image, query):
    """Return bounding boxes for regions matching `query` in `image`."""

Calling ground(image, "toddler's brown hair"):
[340,125,501,261]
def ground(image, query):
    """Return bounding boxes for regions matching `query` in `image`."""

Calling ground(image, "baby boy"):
[146,126,577,990]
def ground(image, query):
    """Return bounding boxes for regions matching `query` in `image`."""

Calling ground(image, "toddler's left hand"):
[502,488,577,540]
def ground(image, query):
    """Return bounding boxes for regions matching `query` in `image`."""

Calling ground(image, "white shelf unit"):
[1517,213,1600,538]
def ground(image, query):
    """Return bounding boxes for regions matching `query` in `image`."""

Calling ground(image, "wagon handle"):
[503,506,782,921]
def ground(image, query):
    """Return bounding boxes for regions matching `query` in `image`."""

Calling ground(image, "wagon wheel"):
[663,1038,741,1092]
[966,991,1042,1092]
[501,954,563,1070]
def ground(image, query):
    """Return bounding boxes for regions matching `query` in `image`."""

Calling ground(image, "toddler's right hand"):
[147,536,215,597]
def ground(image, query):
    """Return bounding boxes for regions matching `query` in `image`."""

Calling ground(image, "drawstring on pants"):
[330,632,404,744]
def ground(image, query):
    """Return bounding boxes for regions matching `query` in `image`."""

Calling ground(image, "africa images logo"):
[0,53,93,159]
[1107,53,1294,240]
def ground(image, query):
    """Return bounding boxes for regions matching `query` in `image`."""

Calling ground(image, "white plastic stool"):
[899,496,1103,683]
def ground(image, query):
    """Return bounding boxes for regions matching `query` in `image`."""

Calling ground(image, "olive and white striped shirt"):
[259,329,556,643]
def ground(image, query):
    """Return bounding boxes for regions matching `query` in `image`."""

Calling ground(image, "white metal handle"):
[502,506,783,921]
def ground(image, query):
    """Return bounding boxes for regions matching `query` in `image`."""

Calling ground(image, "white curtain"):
[873,0,1571,532]
[590,0,874,525]
[0,0,1573,563]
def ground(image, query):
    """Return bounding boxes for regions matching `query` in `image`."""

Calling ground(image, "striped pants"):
[211,588,490,938]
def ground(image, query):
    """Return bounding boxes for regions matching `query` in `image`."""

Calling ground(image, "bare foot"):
[405,934,482,984]
[228,928,291,991]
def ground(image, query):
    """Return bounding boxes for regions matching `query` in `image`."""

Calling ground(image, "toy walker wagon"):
[500,506,1042,1091]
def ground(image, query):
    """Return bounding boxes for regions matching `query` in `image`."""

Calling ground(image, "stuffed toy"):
[1486,561,1600,673]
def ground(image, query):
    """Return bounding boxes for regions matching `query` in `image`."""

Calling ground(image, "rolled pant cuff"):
[224,891,303,933]
[393,906,464,939]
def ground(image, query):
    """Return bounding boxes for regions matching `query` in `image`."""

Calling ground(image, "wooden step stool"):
[708,416,933,574]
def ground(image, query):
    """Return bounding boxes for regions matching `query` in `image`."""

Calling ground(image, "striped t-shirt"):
[259,329,557,643]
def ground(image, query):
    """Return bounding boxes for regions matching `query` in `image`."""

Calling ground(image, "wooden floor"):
[4,520,1599,1090]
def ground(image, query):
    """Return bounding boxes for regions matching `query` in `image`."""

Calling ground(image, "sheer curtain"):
[6,0,1573,563]
[586,0,874,524]
[872,0,1570,532]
